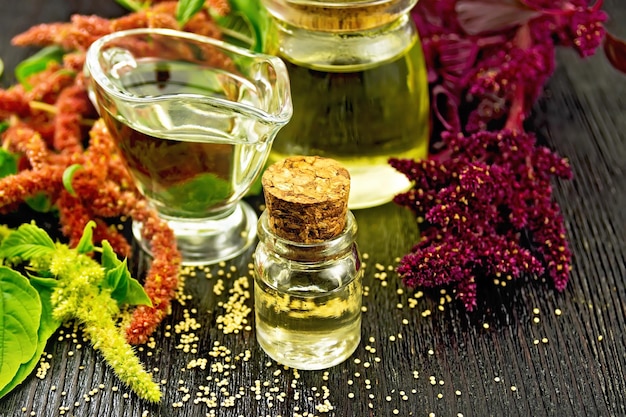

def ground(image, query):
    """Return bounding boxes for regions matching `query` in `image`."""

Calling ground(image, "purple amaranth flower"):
[413,0,607,133]
[390,130,572,310]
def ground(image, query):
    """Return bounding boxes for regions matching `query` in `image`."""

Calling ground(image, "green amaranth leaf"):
[0,276,60,399]
[212,11,258,50]
[0,149,17,178]
[114,0,149,12]
[0,267,42,392]
[176,0,206,26]
[100,239,120,271]
[124,277,152,307]
[101,241,152,307]
[223,0,270,52]
[106,260,130,302]
[15,46,65,89]
[25,193,53,213]
[0,226,12,247]
[62,164,83,197]
[0,223,56,261]
[75,220,96,254]
[167,173,231,214]
[0,224,156,401]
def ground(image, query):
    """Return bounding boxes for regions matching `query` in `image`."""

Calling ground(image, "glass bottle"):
[254,156,362,370]
[261,0,430,209]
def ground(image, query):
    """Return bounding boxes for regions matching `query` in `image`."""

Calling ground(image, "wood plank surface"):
[0,1,625,416]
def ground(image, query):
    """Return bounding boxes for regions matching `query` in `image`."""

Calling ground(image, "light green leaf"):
[124,277,152,307]
[28,276,58,289]
[0,223,56,261]
[75,220,96,254]
[165,173,231,214]
[0,275,60,399]
[213,11,258,50]
[106,260,129,302]
[225,0,270,52]
[114,0,148,12]
[16,46,65,89]
[101,241,151,307]
[0,225,12,247]
[100,240,120,271]
[176,0,206,26]
[0,267,42,392]
[62,164,83,197]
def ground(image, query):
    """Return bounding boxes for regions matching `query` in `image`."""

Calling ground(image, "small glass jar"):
[261,0,430,209]
[254,210,363,370]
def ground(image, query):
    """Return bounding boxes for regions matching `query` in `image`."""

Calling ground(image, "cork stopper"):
[262,156,350,243]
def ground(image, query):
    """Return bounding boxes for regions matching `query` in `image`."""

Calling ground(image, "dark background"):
[0,1,625,416]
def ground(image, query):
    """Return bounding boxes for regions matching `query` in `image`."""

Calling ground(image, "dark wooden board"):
[1,1,625,416]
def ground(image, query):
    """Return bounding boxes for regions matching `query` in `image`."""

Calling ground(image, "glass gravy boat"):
[85,28,292,265]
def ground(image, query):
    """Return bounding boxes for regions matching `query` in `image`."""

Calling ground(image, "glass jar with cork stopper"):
[261,0,430,209]
[253,156,362,370]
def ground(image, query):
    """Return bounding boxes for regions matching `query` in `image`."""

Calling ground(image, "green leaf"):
[0,57,4,78]
[213,11,258,50]
[62,164,83,197]
[176,0,206,26]
[0,223,56,261]
[0,267,42,392]
[166,173,231,214]
[0,148,18,178]
[124,277,152,307]
[106,260,130,302]
[0,275,60,399]
[28,275,58,289]
[25,193,53,213]
[75,220,96,254]
[224,0,270,52]
[0,225,13,247]
[16,46,65,89]
[114,0,149,12]
[100,239,120,271]
[0,121,8,134]
[101,241,151,307]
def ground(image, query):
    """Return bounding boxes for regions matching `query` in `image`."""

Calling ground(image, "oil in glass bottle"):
[254,156,362,370]
[261,0,430,209]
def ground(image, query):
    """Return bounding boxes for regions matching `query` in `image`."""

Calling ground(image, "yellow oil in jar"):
[268,33,430,209]
[254,269,362,370]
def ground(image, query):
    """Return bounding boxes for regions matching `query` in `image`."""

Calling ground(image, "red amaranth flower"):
[2,7,189,342]
[121,194,182,345]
